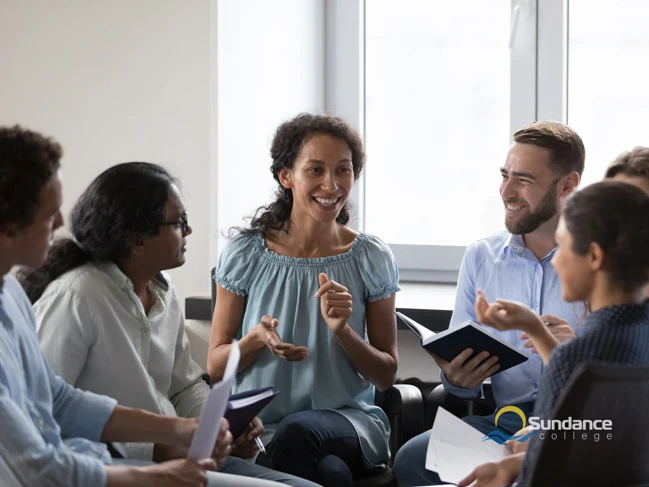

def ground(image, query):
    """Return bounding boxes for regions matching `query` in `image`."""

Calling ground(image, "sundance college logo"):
[482,406,614,444]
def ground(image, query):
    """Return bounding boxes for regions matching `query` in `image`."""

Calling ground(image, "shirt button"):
[38,419,45,428]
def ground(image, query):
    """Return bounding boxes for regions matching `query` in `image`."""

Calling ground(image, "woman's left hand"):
[316,273,352,335]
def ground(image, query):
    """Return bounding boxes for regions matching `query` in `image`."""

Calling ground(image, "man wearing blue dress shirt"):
[393,121,586,486]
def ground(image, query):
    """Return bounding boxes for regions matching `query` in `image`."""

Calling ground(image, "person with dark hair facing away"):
[393,121,586,486]
[0,125,232,486]
[21,162,318,487]
[459,181,649,486]
[605,146,649,195]
[605,146,649,298]
[207,113,400,487]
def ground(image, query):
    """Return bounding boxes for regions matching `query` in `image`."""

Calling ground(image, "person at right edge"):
[393,121,586,486]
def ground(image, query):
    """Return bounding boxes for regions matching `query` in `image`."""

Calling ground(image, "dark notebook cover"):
[224,386,279,440]
[396,311,528,375]
[423,324,528,375]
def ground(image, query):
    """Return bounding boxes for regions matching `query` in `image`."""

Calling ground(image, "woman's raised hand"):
[316,273,352,335]
[253,315,309,361]
[474,290,544,335]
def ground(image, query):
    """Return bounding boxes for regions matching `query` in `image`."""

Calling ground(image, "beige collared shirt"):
[35,262,209,460]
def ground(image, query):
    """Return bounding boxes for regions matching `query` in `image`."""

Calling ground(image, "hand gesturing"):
[315,273,352,335]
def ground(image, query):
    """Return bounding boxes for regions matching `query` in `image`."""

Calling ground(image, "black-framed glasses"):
[161,212,189,234]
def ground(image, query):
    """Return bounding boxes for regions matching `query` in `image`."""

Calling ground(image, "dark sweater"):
[518,303,649,485]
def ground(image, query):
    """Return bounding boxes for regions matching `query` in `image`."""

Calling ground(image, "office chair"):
[526,363,649,487]
[425,382,496,430]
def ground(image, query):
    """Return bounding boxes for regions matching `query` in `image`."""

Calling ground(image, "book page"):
[228,389,277,409]
[187,341,240,460]
[426,407,508,484]
[395,311,436,342]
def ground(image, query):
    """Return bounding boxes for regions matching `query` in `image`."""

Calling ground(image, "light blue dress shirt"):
[215,232,400,470]
[0,275,117,486]
[441,231,584,407]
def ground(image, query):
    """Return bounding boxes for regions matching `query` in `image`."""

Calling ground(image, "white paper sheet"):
[426,407,508,484]
[187,341,240,460]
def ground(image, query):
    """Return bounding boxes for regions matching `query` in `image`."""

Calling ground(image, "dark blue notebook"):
[224,386,279,439]
[396,311,528,375]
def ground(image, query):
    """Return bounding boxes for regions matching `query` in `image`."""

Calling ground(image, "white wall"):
[0,0,214,302]
[0,0,436,380]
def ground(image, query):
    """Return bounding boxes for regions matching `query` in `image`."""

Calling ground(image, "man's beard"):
[505,184,558,235]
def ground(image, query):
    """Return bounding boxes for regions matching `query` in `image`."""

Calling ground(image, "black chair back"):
[528,364,649,487]
[210,267,216,315]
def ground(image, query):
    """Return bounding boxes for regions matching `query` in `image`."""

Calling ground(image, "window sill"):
[185,281,457,333]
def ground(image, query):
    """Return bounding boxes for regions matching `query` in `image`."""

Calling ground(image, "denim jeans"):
[113,457,318,487]
[256,410,366,487]
[392,402,535,487]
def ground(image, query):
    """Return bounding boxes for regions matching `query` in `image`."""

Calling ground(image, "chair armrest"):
[425,383,496,430]
[379,384,424,459]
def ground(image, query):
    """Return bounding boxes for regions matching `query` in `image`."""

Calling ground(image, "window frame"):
[326,0,573,283]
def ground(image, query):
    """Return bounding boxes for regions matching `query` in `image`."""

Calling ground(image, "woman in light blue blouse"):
[207,113,400,487]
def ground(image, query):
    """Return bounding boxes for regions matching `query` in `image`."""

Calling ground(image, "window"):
[567,0,649,185]
[337,0,649,282]
[358,0,536,281]
[365,0,511,248]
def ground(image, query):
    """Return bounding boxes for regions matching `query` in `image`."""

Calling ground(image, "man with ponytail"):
[21,161,317,487]
[0,125,229,486]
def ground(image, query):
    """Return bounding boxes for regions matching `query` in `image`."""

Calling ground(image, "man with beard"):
[392,121,586,487]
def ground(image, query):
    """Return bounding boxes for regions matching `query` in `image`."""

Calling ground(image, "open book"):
[224,386,279,440]
[396,311,527,375]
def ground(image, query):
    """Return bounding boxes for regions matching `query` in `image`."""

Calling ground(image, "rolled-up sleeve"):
[440,245,482,399]
[168,295,210,419]
[46,355,117,441]
[0,382,107,487]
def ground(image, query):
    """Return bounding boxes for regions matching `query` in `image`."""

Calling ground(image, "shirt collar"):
[102,263,169,295]
[504,233,526,257]
[503,233,557,263]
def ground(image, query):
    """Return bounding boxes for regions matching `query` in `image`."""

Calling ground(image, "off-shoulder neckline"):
[252,232,370,267]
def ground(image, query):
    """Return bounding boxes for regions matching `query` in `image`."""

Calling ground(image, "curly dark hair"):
[563,181,649,294]
[18,162,176,303]
[0,125,62,232]
[239,113,365,236]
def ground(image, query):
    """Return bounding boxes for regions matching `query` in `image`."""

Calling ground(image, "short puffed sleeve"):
[355,234,400,302]
[213,233,262,297]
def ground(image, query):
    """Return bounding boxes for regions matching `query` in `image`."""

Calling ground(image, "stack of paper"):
[426,407,508,484]
[187,341,241,460]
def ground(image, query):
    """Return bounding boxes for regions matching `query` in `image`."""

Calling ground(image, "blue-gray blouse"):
[215,232,400,469]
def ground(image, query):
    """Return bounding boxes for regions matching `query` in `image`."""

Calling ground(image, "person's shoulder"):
[53,263,108,292]
[39,264,114,305]
[2,274,29,303]
[221,231,264,258]
[463,230,510,259]
[356,232,392,254]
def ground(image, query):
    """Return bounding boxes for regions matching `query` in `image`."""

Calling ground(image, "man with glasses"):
[22,161,317,487]
[392,121,586,486]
